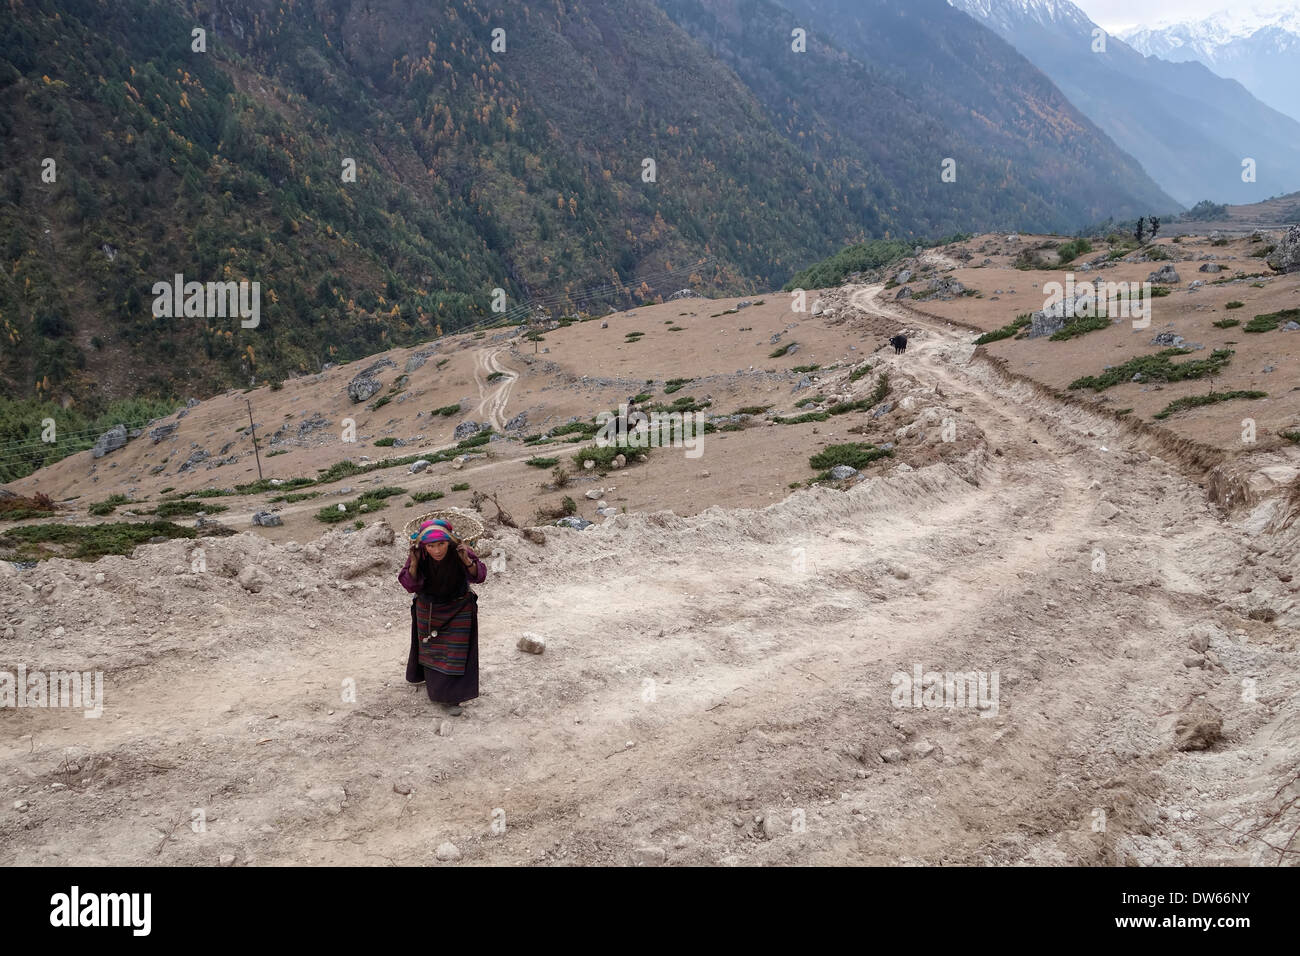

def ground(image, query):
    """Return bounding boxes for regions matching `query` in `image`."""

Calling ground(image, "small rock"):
[632,846,666,866]
[518,632,546,655]
[219,854,236,867]
[435,842,461,862]
[880,747,904,764]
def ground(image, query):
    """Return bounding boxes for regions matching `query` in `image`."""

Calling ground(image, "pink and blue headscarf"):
[412,517,454,545]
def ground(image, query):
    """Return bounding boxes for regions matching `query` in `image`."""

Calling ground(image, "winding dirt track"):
[2,289,1296,866]
[472,348,518,433]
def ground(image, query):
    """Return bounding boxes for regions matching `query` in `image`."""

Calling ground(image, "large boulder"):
[1266,224,1300,274]
[1147,264,1181,285]
[454,420,484,440]
[92,425,129,459]
[347,358,396,404]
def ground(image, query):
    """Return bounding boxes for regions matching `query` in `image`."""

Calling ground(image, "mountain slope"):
[1,0,1175,411]
[949,0,1300,206]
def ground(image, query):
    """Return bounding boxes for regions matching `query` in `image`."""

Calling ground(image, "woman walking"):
[399,518,487,716]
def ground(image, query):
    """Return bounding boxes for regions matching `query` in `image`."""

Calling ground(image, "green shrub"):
[809,442,893,479]
[1049,315,1110,341]
[1244,309,1300,333]
[770,343,797,358]
[773,411,830,425]
[433,404,461,416]
[525,457,559,468]
[664,378,693,394]
[0,520,196,561]
[1212,319,1239,328]
[410,490,445,503]
[451,482,470,491]
[154,500,228,518]
[1055,238,1093,265]
[373,437,397,447]
[88,494,131,516]
[975,314,1031,345]
[1153,391,1267,420]
[1225,301,1244,309]
[314,486,406,523]
[1069,348,1234,392]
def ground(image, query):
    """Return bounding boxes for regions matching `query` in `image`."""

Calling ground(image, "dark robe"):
[398,546,487,704]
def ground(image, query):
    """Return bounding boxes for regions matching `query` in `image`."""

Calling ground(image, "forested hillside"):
[0,0,1173,413]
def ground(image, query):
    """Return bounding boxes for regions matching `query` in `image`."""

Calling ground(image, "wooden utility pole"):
[246,399,263,480]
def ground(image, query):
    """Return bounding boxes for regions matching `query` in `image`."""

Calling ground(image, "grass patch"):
[1244,309,1300,333]
[1049,315,1111,341]
[569,444,647,471]
[809,442,893,480]
[525,457,559,468]
[791,364,821,374]
[451,482,470,492]
[1069,348,1234,392]
[735,405,771,416]
[849,364,873,383]
[773,411,830,425]
[267,491,320,503]
[664,378,693,394]
[88,494,131,516]
[1225,301,1244,309]
[456,431,494,449]
[154,500,229,519]
[770,342,797,358]
[433,404,461,416]
[373,437,397,447]
[1212,319,1240,329]
[0,520,196,561]
[486,371,506,382]
[630,392,653,404]
[974,314,1031,345]
[314,486,406,523]
[1153,391,1267,420]
[410,490,445,503]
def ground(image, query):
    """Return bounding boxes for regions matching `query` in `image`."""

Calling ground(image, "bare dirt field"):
[4,258,1299,865]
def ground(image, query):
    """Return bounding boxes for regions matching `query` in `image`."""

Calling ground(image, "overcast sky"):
[1073,0,1284,31]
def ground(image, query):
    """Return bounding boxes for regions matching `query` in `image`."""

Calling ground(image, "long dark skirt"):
[405,597,480,704]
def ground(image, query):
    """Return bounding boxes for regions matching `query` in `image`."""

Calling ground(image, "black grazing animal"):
[890,334,908,355]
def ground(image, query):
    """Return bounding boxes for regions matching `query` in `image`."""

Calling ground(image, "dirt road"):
[3,290,1297,866]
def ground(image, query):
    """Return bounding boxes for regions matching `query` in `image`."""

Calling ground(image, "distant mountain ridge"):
[949,0,1300,206]
[1119,5,1300,124]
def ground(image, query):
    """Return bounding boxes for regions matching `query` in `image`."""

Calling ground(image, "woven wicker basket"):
[402,509,485,547]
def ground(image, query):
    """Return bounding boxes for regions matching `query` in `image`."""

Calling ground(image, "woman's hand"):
[456,542,473,566]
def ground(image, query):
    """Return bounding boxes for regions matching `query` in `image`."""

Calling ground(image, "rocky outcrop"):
[92,425,128,459]
[1266,225,1300,274]
[347,358,396,403]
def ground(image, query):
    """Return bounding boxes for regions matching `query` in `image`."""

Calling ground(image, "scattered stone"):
[524,528,546,544]
[1147,265,1181,285]
[517,633,546,655]
[584,489,604,500]
[829,465,858,480]
[555,516,592,530]
[435,842,461,862]
[505,412,528,431]
[409,460,431,474]
[251,511,283,527]
[880,747,904,764]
